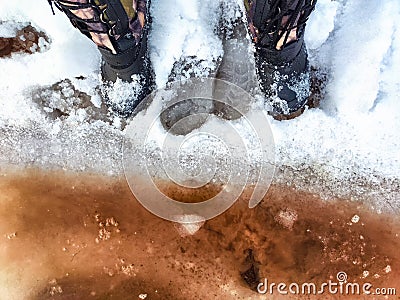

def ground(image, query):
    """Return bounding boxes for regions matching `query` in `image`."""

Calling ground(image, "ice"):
[174,215,205,236]
[0,0,399,213]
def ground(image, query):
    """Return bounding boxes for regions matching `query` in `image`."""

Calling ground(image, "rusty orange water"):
[0,167,399,299]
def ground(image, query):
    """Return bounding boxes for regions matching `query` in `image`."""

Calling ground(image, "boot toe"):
[256,41,311,117]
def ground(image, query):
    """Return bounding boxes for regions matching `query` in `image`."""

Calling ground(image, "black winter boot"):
[48,0,154,117]
[245,0,316,118]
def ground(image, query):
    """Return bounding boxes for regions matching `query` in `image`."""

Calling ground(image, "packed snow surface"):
[0,0,399,212]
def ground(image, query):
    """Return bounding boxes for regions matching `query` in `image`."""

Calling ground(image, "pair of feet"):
[48,0,317,119]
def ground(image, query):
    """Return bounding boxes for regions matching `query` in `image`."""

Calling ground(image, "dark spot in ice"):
[240,249,260,291]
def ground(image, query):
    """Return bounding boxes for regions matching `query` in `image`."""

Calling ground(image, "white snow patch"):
[174,215,205,236]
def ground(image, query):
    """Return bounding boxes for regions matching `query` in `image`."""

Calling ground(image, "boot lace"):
[250,0,317,49]
[48,0,123,39]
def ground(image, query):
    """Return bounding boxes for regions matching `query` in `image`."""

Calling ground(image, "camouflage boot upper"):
[48,0,154,117]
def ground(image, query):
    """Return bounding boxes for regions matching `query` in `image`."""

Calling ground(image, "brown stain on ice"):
[0,24,49,58]
[0,168,399,299]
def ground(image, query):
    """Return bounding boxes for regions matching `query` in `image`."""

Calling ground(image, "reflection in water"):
[0,167,398,299]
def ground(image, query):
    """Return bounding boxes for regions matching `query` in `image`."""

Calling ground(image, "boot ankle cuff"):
[256,37,304,66]
[98,40,140,70]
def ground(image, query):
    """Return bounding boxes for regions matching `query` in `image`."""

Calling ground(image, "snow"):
[0,20,28,38]
[0,0,399,212]
[150,0,223,86]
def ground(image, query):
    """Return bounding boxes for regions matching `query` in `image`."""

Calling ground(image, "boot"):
[48,0,154,117]
[244,0,317,118]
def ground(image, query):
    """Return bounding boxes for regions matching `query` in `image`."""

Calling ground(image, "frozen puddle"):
[0,166,399,299]
[1,0,400,213]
